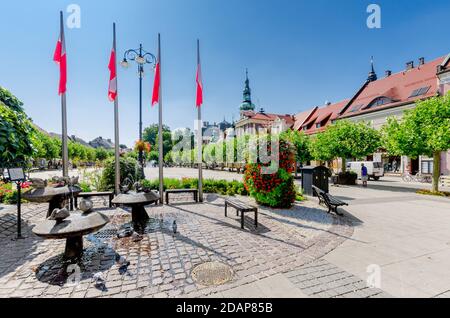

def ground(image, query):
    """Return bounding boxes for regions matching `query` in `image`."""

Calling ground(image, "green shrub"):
[99,157,139,191]
[79,182,92,193]
[139,178,248,196]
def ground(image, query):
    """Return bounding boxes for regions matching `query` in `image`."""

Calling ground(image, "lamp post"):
[121,44,156,172]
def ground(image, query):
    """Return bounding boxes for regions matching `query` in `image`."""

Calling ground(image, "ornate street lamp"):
[121,44,156,172]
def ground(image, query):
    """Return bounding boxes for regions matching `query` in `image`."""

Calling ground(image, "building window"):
[421,160,434,174]
[409,86,431,98]
[367,97,393,109]
[316,123,321,128]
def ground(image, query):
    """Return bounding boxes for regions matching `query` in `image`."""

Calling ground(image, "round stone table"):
[112,191,160,224]
[24,186,82,217]
[32,212,109,259]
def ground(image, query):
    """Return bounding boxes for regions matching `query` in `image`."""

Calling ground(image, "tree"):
[382,93,450,192]
[32,131,60,161]
[0,86,24,112]
[280,130,312,175]
[0,88,35,168]
[95,147,110,161]
[143,124,171,146]
[310,120,381,172]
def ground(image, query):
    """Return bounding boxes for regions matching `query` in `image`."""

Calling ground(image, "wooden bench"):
[74,191,114,209]
[225,198,258,230]
[312,185,347,216]
[165,189,199,204]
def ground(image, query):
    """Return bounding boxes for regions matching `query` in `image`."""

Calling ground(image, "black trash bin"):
[301,166,331,196]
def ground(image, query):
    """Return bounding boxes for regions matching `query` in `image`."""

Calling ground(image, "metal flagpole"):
[60,11,69,178]
[157,34,164,204]
[197,39,203,202]
[113,23,121,195]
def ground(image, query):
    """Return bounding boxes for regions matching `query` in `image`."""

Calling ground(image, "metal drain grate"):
[191,262,234,286]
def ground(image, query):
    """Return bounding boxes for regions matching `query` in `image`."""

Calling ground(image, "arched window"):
[366,96,394,109]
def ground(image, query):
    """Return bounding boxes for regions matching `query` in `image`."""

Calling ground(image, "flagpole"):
[197,39,203,202]
[113,23,121,195]
[157,33,164,205]
[60,11,69,178]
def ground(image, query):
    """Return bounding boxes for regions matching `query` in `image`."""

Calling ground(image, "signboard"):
[7,168,26,182]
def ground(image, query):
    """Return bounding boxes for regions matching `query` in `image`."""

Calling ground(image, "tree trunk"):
[432,152,441,193]
[341,157,347,173]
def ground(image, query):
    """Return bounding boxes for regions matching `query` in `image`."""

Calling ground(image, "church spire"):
[367,56,378,82]
[240,68,255,111]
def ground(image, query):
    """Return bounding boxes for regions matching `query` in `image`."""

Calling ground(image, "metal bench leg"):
[166,193,169,205]
[241,212,245,230]
[109,195,113,208]
[225,203,228,217]
[254,209,258,228]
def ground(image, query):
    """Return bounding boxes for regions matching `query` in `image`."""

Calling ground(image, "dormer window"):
[316,123,321,128]
[366,96,394,109]
[303,126,308,131]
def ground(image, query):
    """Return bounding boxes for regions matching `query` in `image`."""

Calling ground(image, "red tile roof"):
[293,107,318,131]
[340,56,445,118]
[297,100,349,135]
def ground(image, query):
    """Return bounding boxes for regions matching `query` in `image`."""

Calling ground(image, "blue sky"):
[1,0,449,147]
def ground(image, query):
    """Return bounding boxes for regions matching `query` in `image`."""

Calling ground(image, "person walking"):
[361,163,369,187]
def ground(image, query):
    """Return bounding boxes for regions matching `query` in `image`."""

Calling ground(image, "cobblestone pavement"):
[0,195,352,298]
[284,259,391,298]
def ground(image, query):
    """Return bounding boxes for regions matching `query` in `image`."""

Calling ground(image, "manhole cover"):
[191,262,234,286]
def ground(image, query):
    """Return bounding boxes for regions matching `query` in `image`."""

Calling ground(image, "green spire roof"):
[240,69,255,111]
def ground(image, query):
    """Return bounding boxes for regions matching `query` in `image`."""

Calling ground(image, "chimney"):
[406,61,414,71]
[385,70,392,77]
[418,57,425,66]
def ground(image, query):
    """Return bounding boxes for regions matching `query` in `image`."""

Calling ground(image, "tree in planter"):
[382,93,450,193]
[244,136,297,208]
[280,130,311,176]
[310,120,381,173]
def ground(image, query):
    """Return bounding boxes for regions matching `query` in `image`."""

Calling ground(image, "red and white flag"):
[196,44,203,107]
[53,23,67,95]
[151,59,160,107]
[108,47,117,102]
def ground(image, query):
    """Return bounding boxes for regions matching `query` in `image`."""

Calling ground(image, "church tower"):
[240,69,256,112]
[367,56,378,82]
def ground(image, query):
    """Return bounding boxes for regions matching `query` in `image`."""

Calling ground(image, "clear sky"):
[1,0,449,147]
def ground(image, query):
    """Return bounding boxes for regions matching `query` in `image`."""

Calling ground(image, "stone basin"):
[112,191,160,224]
[33,211,110,259]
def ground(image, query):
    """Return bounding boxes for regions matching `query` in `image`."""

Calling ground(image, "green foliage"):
[310,120,381,169]
[95,147,111,161]
[0,102,35,168]
[382,93,450,192]
[142,124,172,163]
[79,182,92,193]
[280,130,312,164]
[139,178,248,196]
[31,130,61,161]
[99,157,139,191]
[382,93,450,158]
[0,86,24,112]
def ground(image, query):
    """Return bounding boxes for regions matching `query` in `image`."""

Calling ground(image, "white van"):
[346,161,384,181]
